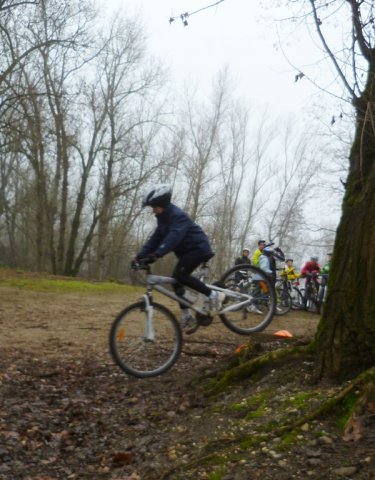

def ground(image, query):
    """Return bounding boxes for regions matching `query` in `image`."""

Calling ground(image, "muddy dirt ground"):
[0,277,374,480]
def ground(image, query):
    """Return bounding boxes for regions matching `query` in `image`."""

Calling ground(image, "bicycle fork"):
[142,292,155,341]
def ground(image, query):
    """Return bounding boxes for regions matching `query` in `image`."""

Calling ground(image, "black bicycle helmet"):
[142,184,172,208]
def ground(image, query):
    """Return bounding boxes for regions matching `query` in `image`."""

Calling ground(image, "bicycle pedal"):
[196,313,213,327]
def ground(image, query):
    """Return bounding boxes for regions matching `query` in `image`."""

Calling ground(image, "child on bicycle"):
[280,258,301,281]
[300,255,321,309]
[134,184,225,333]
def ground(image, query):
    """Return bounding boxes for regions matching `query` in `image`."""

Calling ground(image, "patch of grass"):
[0,269,140,294]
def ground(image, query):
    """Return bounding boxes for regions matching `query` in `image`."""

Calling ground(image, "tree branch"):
[309,0,356,99]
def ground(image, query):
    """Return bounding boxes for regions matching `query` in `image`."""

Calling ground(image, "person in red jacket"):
[300,256,321,309]
[301,256,321,279]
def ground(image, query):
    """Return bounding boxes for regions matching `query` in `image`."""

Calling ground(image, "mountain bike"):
[276,274,305,310]
[289,280,305,310]
[302,274,321,313]
[109,262,276,378]
[274,275,292,315]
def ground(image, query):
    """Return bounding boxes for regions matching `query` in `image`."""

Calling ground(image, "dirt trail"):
[3,285,372,480]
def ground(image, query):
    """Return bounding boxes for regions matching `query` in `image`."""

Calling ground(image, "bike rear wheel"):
[217,264,276,334]
[109,301,182,378]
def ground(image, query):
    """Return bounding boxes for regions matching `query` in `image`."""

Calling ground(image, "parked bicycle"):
[109,261,276,378]
[289,279,305,310]
[274,274,292,315]
[276,274,304,311]
[302,273,321,313]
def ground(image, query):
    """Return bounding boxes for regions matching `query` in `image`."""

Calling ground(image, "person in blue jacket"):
[135,184,225,333]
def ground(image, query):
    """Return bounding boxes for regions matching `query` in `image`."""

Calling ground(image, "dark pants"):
[172,255,212,308]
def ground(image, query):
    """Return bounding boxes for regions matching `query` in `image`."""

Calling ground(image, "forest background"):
[0,0,348,281]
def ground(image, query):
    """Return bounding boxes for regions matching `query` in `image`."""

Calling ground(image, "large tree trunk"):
[314,66,375,381]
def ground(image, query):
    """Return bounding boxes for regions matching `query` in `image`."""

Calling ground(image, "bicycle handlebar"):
[131,260,151,272]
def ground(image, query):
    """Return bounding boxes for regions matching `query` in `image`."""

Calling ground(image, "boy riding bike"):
[133,184,225,333]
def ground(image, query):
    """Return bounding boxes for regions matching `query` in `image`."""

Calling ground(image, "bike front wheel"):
[274,281,292,316]
[109,301,182,378]
[217,264,276,334]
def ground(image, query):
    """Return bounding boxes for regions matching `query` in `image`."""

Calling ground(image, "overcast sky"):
[103,0,330,118]
[99,0,344,259]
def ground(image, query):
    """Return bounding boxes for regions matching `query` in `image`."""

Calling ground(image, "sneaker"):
[276,307,283,313]
[207,291,226,314]
[180,314,198,335]
[248,304,262,314]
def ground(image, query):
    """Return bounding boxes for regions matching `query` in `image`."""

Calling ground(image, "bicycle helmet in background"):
[263,246,274,255]
[243,247,250,253]
[311,255,319,261]
[142,184,172,208]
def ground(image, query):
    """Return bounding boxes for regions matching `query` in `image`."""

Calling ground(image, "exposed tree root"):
[270,366,375,438]
[159,357,375,479]
[204,344,310,396]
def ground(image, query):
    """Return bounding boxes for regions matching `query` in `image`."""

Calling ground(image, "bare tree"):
[1,0,96,273]
[179,70,230,222]
[210,104,274,274]
[266,120,323,251]
[210,102,249,274]
[90,16,168,279]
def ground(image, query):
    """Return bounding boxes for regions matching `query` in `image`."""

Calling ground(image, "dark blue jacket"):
[137,203,214,260]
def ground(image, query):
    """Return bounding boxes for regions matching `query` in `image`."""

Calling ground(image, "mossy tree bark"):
[314,50,375,380]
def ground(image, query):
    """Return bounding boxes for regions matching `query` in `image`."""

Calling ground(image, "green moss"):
[246,407,267,419]
[229,389,275,416]
[239,433,268,449]
[229,403,245,412]
[278,430,300,449]
[334,391,359,430]
[286,392,314,409]
[207,467,227,480]
[239,436,257,449]
[210,405,224,413]
[201,454,227,467]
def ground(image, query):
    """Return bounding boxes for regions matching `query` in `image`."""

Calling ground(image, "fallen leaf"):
[112,451,135,464]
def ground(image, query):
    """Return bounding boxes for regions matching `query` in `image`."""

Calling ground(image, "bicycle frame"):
[141,272,254,335]
[110,263,277,377]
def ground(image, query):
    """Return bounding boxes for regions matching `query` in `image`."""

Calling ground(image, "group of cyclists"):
[133,183,331,334]
[235,240,332,311]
